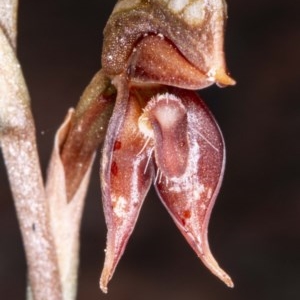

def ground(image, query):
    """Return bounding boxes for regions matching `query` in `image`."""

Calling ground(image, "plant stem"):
[0,24,63,299]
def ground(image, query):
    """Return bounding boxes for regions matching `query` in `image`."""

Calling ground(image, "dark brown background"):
[1,0,300,299]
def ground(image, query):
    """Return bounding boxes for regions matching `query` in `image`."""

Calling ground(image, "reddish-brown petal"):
[102,0,235,87]
[128,35,213,89]
[99,77,154,293]
[153,89,233,287]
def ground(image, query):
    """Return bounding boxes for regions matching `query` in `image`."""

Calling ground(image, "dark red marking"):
[111,161,118,176]
[183,210,191,219]
[181,210,191,225]
[113,140,122,151]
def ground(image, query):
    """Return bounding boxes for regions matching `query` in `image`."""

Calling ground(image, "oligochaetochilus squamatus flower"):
[95,0,236,293]
[58,0,235,293]
[0,0,236,297]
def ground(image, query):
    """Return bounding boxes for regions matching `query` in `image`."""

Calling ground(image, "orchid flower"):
[97,0,235,293]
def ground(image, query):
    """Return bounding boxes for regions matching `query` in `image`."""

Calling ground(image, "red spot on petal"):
[183,210,191,219]
[111,161,118,176]
[113,140,122,151]
[181,210,191,225]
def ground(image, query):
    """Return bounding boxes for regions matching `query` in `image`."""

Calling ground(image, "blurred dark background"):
[1,0,300,299]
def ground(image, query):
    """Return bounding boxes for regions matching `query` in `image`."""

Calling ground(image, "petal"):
[102,0,235,86]
[100,77,154,292]
[151,89,233,287]
[128,35,213,89]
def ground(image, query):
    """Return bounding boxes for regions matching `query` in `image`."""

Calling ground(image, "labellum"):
[98,0,235,293]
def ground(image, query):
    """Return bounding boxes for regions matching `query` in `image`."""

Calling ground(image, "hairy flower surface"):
[98,0,235,293]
